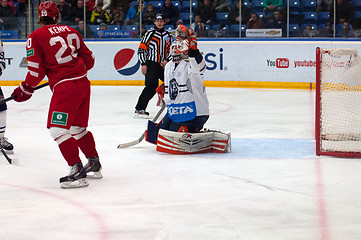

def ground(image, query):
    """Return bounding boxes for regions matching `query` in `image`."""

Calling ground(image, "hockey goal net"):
[316,47,361,157]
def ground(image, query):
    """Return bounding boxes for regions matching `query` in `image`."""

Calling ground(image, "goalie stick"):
[1,148,18,165]
[117,104,166,148]
[0,82,49,105]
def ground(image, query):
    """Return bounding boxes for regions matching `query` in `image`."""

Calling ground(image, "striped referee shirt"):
[138,27,172,65]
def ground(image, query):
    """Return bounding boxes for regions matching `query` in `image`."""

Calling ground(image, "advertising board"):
[2,39,361,89]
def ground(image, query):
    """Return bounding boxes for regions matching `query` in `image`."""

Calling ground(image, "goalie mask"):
[38,1,59,21]
[171,40,189,63]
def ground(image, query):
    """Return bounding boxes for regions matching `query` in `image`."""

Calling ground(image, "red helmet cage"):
[38,1,59,19]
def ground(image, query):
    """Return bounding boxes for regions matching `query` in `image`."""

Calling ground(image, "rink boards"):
[2,39,361,89]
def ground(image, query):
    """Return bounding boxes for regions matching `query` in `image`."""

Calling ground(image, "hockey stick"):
[1,148,18,165]
[0,82,48,164]
[0,82,49,105]
[117,104,166,148]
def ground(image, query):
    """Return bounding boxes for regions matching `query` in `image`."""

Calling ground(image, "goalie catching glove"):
[175,24,197,50]
[11,82,34,102]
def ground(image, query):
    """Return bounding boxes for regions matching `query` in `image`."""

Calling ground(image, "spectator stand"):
[317,23,328,30]
[354,11,361,20]
[353,0,361,11]
[12,2,19,16]
[121,24,139,33]
[147,1,163,12]
[229,24,246,37]
[179,12,194,24]
[301,0,316,12]
[335,23,344,34]
[6,0,361,39]
[257,12,266,19]
[216,12,229,26]
[288,23,300,37]
[302,11,317,25]
[208,23,244,37]
[243,0,250,8]
[145,24,154,31]
[251,0,264,13]
[164,24,174,31]
[301,23,319,37]
[288,0,300,12]
[284,0,301,25]
[288,12,300,24]
[71,24,133,38]
[300,23,317,30]
[0,1,22,39]
[180,1,198,13]
[171,1,181,10]
[318,12,330,25]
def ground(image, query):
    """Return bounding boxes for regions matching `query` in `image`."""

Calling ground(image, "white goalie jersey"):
[163,56,209,123]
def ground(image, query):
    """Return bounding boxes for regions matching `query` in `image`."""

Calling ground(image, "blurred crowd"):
[1,0,361,38]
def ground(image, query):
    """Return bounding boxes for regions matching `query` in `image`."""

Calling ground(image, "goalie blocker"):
[146,120,231,154]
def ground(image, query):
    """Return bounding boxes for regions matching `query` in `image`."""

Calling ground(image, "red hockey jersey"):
[25,24,95,91]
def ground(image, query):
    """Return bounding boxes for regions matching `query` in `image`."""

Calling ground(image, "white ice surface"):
[0,86,360,240]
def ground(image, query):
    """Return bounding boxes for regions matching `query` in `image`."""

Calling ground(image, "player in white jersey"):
[148,25,230,154]
[0,40,14,154]
[158,25,209,133]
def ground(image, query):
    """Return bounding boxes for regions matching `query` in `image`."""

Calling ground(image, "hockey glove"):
[175,24,197,50]
[11,82,34,102]
[156,83,165,106]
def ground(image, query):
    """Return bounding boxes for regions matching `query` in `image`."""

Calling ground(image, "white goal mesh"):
[317,48,361,156]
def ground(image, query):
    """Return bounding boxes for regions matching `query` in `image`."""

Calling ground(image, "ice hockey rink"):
[0,85,360,240]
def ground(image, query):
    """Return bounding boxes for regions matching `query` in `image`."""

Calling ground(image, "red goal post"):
[316,47,361,157]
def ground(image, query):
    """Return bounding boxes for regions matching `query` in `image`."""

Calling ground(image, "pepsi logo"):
[113,48,140,76]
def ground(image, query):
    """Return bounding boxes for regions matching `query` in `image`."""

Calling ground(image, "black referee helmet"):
[155,13,164,20]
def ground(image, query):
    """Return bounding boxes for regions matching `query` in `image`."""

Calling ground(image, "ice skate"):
[134,109,150,119]
[82,156,103,179]
[60,162,89,189]
[0,137,14,154]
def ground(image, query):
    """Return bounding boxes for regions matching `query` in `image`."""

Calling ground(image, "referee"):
[134,13,172,118]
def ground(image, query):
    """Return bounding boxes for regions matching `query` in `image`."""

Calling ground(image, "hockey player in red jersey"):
[11,1,102,189]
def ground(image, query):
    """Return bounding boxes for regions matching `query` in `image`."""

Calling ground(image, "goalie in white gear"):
[158,25,209,133]
[150,25,230,154]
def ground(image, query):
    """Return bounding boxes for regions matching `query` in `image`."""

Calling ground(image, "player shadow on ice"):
[192,138,315,159]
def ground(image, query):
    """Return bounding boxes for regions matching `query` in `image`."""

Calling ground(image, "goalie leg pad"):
[156,129,231,154]
[210,130,231,153]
